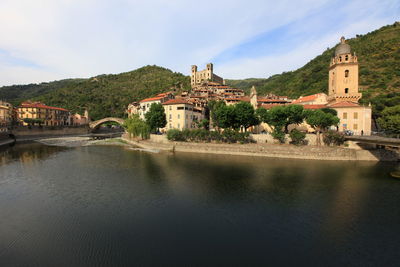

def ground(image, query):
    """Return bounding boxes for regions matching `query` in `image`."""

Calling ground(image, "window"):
[169,114,172,119]
[345,88,349,94]
[178,114,180,119]
[353,124,358,130]
[178,123,180,128]
[354,112,358,119]
[169,106,172,110]
[345,70,349,77]
[339,56,342,62]
[343,112,347,119]
[345,55,349,61]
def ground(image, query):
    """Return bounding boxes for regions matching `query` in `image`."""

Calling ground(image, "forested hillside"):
[0,66,190,120]
[226,22,400,115]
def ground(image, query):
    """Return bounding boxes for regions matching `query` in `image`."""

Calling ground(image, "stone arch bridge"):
[89,117,125,130]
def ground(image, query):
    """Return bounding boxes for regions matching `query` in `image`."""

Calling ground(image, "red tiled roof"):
[328,101,360,108]
[292,93,321,104]
[163,98,192,105]
[140,96,164,103]
[257,98,288,103]
[303,104,327,109]
[19,102,69,112]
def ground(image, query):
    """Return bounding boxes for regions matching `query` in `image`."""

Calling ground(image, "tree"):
[234,101,259,131]
[377,105,400,136]
[255,107,269,123]
[283,105,305,133]
[124,114,150,139]
[305,109,340,145]
[145,103,167,133]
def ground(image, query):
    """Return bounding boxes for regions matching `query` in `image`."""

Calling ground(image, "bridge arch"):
[89,117,125,130]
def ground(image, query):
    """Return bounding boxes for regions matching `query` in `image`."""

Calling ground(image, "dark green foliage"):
[289,129,306,145]
[377,105,400,135]
[166,129,185,141]
[145,103,167,133]
[271,128,286,144]
[323,130,346,146]
[260,105,305,133]
[226,23,400,109]
[124,115,150,139]
[234,102,259,131]
[0,66,190,120]
[305,109,340,145]
[210,101,258,130]
[320,108,337,116]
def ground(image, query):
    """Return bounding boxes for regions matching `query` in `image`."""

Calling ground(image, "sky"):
[0,0,399,86]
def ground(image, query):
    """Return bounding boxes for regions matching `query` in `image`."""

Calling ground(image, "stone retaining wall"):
[122,133,398,161]
[13,126,89,140]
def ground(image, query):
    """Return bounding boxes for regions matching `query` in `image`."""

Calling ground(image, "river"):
[0,143,399,266]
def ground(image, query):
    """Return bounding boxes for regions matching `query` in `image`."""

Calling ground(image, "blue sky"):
[0,0,399,86]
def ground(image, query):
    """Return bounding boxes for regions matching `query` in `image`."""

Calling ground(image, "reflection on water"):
[0,143,399,266]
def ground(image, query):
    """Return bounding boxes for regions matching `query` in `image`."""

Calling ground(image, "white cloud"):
[0,0,398,85]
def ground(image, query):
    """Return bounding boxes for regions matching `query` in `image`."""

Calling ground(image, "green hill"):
[226,22,400,115]
[0,65,190,120]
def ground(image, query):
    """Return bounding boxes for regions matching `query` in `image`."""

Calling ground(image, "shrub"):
[289,129,306,145]
[271,128,286,144]
[166,129,185,141]
[323,130,345,146]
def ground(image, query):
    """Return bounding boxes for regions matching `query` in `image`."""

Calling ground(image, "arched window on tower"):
[345,55,349,61]
[345,70,349,77]
[339,56,342,62]
[345,88,349,94]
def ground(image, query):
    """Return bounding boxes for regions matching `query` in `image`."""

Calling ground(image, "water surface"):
[0,143,399,266]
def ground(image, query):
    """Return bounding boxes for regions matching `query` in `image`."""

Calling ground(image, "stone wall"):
[12,126,89,140]
[122,133,398,161]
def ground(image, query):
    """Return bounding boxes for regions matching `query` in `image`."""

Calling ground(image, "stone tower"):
[250,86,258,109]
[190,63,224,88]
[328,37,362,104]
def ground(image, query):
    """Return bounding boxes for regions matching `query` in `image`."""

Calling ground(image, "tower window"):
[345,88,349,94]
[345,55,349,61]
[339,56,342,62]
[345,70,349,77]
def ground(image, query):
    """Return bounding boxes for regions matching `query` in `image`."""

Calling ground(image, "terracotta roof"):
[292,93,322,104]
[257,98,288,103]
[140,96,164,103]
[328,101,360,108]
[303,104,327,109]
[163,98,192,105]
[19,102,69,112]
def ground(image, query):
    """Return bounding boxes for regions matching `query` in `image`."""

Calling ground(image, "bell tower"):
[328,37,361,104]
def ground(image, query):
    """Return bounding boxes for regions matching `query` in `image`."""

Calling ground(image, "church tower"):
[328,37,362,104]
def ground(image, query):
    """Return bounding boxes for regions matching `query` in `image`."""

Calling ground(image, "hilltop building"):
[17,101,70,126]
[191,63,224,88]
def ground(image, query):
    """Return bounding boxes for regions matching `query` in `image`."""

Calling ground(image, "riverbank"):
[122,134,399,161]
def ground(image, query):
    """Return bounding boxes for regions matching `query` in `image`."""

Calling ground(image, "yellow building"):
[0,101,13,127]
[18,101,70,126]
[163,98,205,130]
[327,37,372,135]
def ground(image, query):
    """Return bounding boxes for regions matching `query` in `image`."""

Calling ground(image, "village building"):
[163,98,205,130]
[0,101,13,127]
[137,92,174,120]
[70,110,90,126]
[17,101,70,126]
